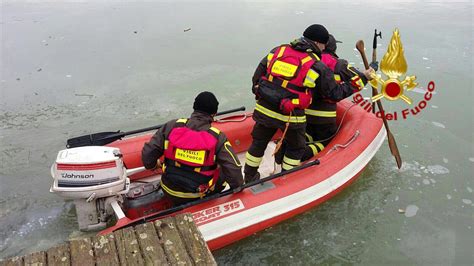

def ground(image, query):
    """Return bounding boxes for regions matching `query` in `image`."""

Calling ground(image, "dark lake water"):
[1,1,473,264]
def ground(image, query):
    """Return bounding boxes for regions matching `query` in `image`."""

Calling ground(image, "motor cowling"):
[50,146,130,231]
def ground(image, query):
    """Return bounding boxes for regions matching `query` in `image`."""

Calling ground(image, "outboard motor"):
[50,146,130,231]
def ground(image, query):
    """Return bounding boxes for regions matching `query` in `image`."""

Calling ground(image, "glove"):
[369,61,379,71]
[280,98,297,114]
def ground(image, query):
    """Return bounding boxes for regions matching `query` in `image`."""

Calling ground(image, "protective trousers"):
[301,123,337,161]
[244,122,305,183]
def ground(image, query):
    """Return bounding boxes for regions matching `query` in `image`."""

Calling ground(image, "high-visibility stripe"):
[267,53,274,63]
[334,74,341,81]
[245,152,262,167]
[176,118,188,124]
[164,140,169,149]
[301,56,312,65]
[277,46,286,58]
[305,109,337,117]
[281,80,288,88]
[225,141,241,167]
[161,182,203,199]
[255,104,306,123]
[282,156,300,170]
[268,75,274,82]
[291,98,299,105]
[312,53,321,61]
[209,127,220,135]
[303,69,319,88]
[283,155,300,166]
[305,133,314,142]
[309,144,318,156]
[315,142,325,151]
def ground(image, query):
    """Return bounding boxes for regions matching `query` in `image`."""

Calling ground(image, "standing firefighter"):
[245,24,369,182]
[142,92,244,206]
[302,34,376,160]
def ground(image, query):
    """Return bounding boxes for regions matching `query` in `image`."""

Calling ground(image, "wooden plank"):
[155,217,192,265]
[114,226,144,266]
[175,213,216,265]
[23,251,47,266]
[0,256,23,266]
[92,234,120,266]
[70,238,94,266]
[46,243,70,266]
[134,223,168,265]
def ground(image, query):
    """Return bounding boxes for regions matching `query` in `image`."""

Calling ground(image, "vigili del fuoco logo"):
[353,29,436,120]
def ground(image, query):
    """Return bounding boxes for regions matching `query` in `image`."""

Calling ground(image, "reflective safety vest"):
[264,45,321,109]
[162,119,221,198]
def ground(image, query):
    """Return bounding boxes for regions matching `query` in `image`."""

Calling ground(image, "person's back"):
[142,92,243,206]
[302,34,375,160]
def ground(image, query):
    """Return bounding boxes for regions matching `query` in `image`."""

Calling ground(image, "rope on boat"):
[214,112,251,123]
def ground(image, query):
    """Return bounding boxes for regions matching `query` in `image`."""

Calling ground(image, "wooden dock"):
[0,213,216,266]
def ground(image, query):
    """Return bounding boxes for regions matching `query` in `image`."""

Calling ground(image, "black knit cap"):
[303,24,329,44]
[193,91,219,115]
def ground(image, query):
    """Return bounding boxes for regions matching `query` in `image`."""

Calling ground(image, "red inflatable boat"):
[50,100,385,250]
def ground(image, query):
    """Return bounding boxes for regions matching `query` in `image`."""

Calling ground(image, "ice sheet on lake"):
[405,205,419,217]
[432,121,446,128]
[427,165,450,175]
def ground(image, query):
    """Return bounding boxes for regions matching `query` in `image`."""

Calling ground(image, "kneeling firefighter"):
[245,24,367,182]
[302,34,376,160]
[142,92,244,206]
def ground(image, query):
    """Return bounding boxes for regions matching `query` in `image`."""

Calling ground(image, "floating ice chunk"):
[404,205,419,217]
[422,57,429,60]
[66,74,72,78]
[469,158,474,163]
[395,195,399,201]
[443,158,449,164]
[462,199,472,205]
[295,11,304,14]
[426,66,431,69]
[447,194,452,200]
[413,173,421,177]
[430,178,436,184]
[467,187,473,193]
[432,105,438,109]
[422,179,430,185]
[427,165,450,175]
[432,121,446,128]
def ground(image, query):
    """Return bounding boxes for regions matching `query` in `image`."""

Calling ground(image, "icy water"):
[1,0,473,264]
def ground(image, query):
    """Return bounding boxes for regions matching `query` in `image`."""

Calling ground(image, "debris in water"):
[16,78,20,81]
[398,208,405,214]
[431,121,446,128]
[443,158,448,164]
[37,68,42,72]
[404,205,419,217]
[134,31,138,34]
[427,165,449,175]
[462,199,472,205]
[184,28,191,32]
[446,194,452,200]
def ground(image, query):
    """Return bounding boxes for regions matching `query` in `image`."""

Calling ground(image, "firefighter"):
[142,91,244,206]
[302,34,377,161]
[245,24,373,182]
